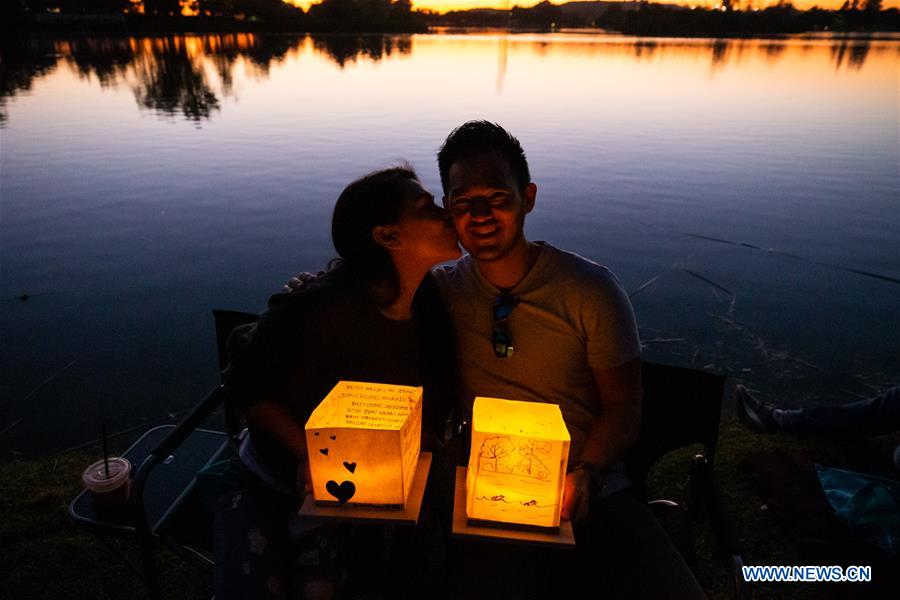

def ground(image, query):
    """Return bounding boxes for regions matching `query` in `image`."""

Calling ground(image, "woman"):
[214,166,461,599]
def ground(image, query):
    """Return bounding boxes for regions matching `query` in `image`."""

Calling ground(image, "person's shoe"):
[735,385,781,433]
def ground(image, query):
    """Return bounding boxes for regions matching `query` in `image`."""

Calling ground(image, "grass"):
[0,449,209,600]
[1,418,897,599]
[647,417,899,599]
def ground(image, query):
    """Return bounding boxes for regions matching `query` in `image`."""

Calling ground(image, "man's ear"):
[523,183,537,214]
[372,225,401,250]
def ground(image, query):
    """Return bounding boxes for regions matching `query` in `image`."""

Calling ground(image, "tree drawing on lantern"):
[513,439,552,481]
[479,436,513,472]
[479,436,552,482]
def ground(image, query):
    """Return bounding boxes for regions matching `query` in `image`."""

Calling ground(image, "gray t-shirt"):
[433,242,641,491]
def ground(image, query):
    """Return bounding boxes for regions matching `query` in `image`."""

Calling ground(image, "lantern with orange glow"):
[466,397,570,531]
[305,381,422,508]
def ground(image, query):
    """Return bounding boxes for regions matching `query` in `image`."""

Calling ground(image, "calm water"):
[1,32,898,454]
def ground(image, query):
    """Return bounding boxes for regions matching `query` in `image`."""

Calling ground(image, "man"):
[432,121,705,599]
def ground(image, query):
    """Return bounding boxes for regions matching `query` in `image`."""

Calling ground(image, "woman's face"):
[391,178,461,266]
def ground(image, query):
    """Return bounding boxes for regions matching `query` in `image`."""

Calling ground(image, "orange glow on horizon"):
[104,0,900,15]
[422,0,899,12]
[288,0,899,13]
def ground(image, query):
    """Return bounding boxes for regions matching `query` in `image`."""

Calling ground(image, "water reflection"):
[0,33,888,126]
[497,35,508,91]
[312,34,411,67]
[710,38,730,67]
[0,35,59,125]
[632,40,658,61]
[762,42,787,62]
[830,38,872,70]
[134,40,220,122]
[0,33,413,124]
[60,38,134,88]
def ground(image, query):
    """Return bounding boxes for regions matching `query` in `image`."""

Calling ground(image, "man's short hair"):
[437,121,531,194]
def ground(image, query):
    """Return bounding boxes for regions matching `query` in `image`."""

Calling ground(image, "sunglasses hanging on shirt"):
[492,294,520,359]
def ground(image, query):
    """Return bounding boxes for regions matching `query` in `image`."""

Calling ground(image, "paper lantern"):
[466,397,571,531]
[305,381,422,508]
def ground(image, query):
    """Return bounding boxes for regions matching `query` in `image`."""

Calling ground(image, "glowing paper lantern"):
[305,381,422,508]
[466,397,570,531]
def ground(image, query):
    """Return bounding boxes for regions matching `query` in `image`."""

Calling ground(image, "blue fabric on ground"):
[815,464,900,555]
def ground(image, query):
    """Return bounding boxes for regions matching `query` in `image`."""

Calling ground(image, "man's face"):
[443,152,536,263]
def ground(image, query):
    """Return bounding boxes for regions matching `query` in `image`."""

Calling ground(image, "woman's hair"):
[331,165,418,305]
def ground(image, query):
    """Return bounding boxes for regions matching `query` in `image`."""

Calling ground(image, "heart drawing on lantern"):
[343,461,357,473]
[326,480,356,505]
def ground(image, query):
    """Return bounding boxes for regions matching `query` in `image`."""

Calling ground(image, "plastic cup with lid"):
[82,457,132,510]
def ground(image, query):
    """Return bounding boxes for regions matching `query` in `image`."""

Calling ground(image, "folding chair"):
[626,361,749,600]
[68,309,258,599]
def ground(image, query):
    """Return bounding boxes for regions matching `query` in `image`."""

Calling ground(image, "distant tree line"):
[511,1,561,28]
[4,0,898,34]
[306,0,423,31]
[593,3,898,35]
[197,0,302,20]
[428,1,898,33]
[3,0,427,33]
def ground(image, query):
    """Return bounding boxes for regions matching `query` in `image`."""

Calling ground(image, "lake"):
[1,32,898,454]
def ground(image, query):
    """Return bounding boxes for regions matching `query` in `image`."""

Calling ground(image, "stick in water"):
[102,424,110,478]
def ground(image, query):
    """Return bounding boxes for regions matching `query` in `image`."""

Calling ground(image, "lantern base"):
[296,452,431,526]
[452,467,576,547]
[465,517,559,535]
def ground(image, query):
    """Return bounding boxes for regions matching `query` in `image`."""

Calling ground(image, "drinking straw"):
[102,424,110,478]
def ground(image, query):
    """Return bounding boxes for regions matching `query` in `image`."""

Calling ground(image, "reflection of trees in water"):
[4,34,880,124]
[0,34,309,124]
[58,38,135,88]
[0,36,59,125]
[311,34,411,68]
[709,39,732,69]
[202,34,247,96]
[0,33,410,123]
[761,42,787,63]
[830,38,871,70]
[632,41,658,61]
[186,33,302,97]
[241,35,300,75]
[131,37,220,122]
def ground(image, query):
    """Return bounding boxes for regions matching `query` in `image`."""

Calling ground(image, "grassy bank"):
[1,415,897,599]
[0,449,208,599]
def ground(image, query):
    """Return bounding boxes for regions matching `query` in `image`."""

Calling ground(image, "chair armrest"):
[131,385,227,537]
[151,385,227,460]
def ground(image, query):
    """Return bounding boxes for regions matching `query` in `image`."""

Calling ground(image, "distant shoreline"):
[10,14,428,35]
[6,8,899,38]
[10,27,900,42]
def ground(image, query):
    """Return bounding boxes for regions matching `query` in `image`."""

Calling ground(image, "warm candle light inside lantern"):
[466,397,570,531]
[305,381,422,508]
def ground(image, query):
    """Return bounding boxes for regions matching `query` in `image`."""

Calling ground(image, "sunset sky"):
[289,0,900,13]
